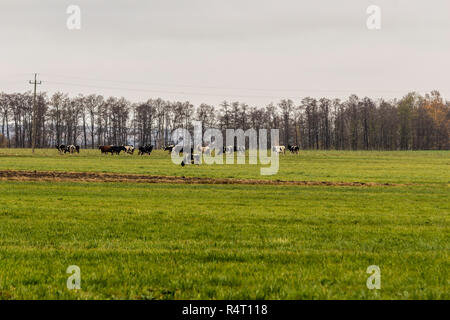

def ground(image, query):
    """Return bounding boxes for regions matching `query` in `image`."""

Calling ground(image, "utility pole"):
[29,73,42,153]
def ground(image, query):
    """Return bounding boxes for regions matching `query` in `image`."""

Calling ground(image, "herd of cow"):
[55,144,80,154]
[56,143,300,156]
[98,145,154,155]
[273,145,299,154]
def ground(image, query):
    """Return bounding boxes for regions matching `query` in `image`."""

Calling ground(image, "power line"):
[1,73,447,97]
[43,73,436,94]
[0,81,28,85]
[43,80,448,101]
[45,73,318,93]
[44,80,309,99]
[3,73,33,78]
[0,72,444,103]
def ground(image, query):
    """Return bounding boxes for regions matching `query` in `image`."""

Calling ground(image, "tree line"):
[0,90,448,150]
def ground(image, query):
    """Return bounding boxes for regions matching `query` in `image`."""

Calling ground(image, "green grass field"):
[0,148,449,185]
[0,149,448,299]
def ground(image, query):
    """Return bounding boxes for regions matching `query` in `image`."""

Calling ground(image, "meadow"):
[0,148,448,299]
[0,148,448,185]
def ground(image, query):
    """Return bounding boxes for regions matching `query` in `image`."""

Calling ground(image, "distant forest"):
[0,90,448,150]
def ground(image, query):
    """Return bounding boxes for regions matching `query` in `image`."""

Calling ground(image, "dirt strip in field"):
[0,170,408,187]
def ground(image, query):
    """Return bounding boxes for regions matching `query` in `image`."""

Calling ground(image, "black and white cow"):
[56,144,66,153]
[222,146,233,154]
[124,145,135,154]
[288,145,299,154]
[64,145,77,154]
[181,150,200,166]
[164,145,175,153]
[222,145,245,154]
[57,144,80,154]
[272,145,285,154]
[235,145,245,153]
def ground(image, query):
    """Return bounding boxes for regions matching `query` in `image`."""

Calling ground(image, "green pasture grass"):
[0,148,448,185]
[0,181,448,299]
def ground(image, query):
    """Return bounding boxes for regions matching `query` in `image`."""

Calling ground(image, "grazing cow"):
[272,145,286,154]
[75,145,80,154]
[197,145,210,155]
[221,145,244,154]
[223,146,234,154]
[56,144,66,154]
[124,145,135,154]
[181,151,200,166]
[235,145,245,153]
[138,145,153,155]
[111,145,126,155]
[65,145,77,154]
[288,145,299,154]
[99,145,114,155]
[164,145,175,153]
[177,146,194,155]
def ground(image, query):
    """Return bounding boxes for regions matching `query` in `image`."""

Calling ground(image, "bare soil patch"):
[0,170,406,187]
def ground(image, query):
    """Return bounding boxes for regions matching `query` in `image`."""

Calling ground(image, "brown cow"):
[99,145,114,155]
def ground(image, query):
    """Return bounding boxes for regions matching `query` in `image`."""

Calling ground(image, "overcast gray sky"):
[0,0,449,105]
